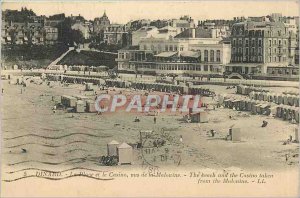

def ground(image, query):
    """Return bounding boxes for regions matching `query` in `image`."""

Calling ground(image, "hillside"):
[58,50,117,68]
[2,44,69,69]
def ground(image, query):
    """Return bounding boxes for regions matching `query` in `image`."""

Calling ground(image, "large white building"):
[117,27,231,76]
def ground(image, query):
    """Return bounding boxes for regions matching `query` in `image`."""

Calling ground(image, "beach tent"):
[117,143,133,165]
[86,100,96,113]
[107,140,119,156]
[231,128,241,141]
[76,100,85,113]
[287,94,294,106]
[249,91,255,100]
[278,94,283,105]
[263,92,268,101]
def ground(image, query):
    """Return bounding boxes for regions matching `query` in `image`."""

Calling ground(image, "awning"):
[180,51,200,58]
[226,63,263,68]
[154,51,178,58]
[260,104,270,108]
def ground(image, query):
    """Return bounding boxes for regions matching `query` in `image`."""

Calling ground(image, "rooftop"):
[175,27,212,38]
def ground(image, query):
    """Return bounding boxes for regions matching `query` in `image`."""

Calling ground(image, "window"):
[210,50,214,62]
[169,45,173,51]
[258,48,262,55]
[216,50,220,62]
[239,48,242,54]
[180,45,184,51]
[269,40,272,47]
[144,45,147,50]
[258,40,262,47]
[204,65,208,71]
[174,46,177,51]
[151,45,154,51]
[165,45,168,51]
[204,50,208,62]
[245,39,249,46]
[274,40,277,45]
[257,56,260,62]
[233,39,236,46]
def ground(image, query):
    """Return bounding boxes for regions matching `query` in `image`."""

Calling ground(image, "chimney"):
[192,28,196,38]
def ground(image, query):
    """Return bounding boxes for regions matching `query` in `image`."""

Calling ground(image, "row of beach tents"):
[223,97,299,123]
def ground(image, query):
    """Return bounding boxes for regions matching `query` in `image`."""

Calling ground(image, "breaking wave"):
[4,132,112,140]
[7,157,98,166]
[3,174,114,182]
[5,140,103,148]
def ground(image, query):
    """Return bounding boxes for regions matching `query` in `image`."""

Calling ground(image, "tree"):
[71,29,84,45]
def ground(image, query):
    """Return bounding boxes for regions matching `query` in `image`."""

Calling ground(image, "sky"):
[1,0,299,24]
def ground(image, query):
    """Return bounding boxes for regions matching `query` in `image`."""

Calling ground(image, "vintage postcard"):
[0,0,299,197]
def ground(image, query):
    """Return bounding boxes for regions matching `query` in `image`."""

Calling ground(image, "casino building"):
[116,27,231,76]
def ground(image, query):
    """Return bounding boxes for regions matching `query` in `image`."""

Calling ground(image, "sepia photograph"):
[0,0,299,197]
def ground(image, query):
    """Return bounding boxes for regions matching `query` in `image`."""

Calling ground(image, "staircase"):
[227,72,244,79]
[47,47,74,69]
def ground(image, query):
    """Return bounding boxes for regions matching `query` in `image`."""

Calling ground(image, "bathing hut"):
[117,143,133,165]
[233,99,241,110]
[190,111,209,123]
[278,94,283,105]
[239,99,247,111]
[85,83,93,91]
[294,128,299,142]
[258,92,264,101]
[259,103,271,115]
[267,93,273,102]
[273,93,279,104]
[294,107,299,123]
[231,128,241,141]
[249,91,255,100]
[283,94,288,105]
[76,100,85,113]
[246,99,254,111]
[107,140,119,156]
[254,103,262,114]
[251,101,258,114]
[287,94,294,106]
[262,92,268,101]
[236,85,242,94]
[270,105,278,117]
[61,95,77,107]
[86,100,96,112]
[223,98,232,108]
[276,105,284,118]
[245,86,251,95]
[293,96,299,107]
